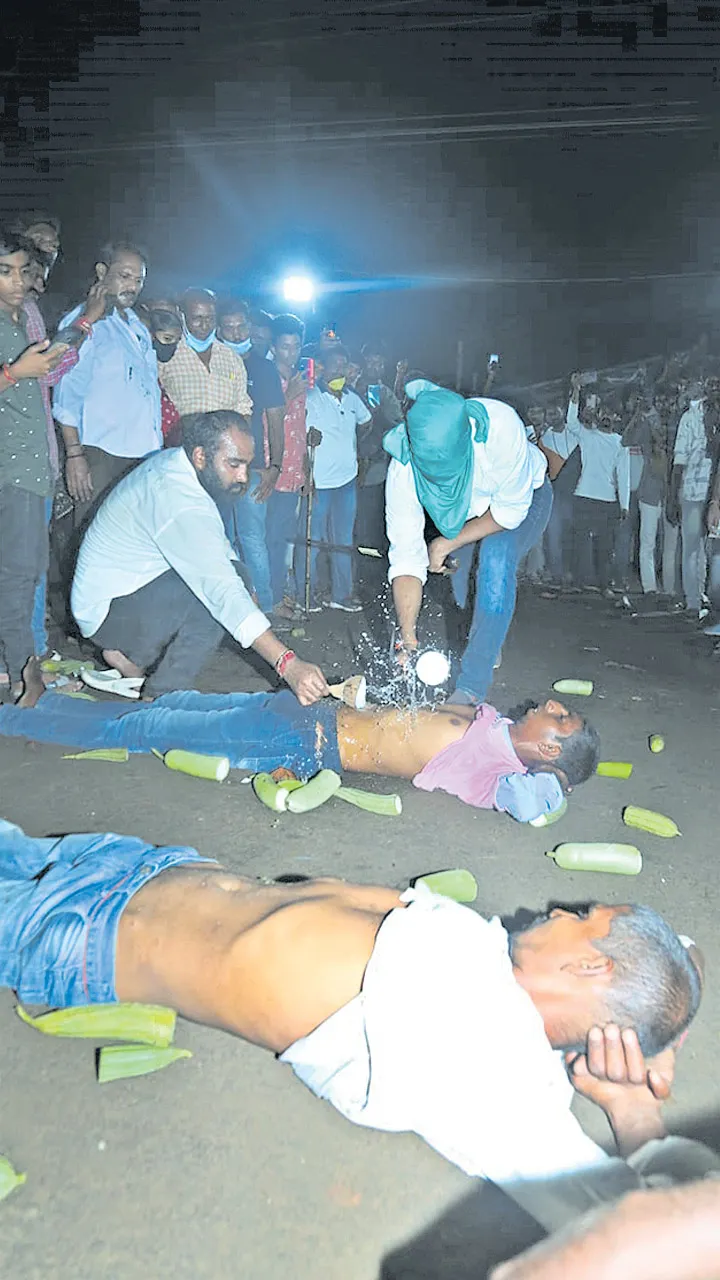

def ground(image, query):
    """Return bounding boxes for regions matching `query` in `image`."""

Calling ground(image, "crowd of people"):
[2,212,720,1277]
[516,353,720,642]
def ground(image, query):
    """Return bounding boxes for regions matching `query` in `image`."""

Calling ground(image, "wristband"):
[394,638,417,653]
[275,649,296,679]
[2,364,18,386]
[76,317,93,335]
[66,447,85,459]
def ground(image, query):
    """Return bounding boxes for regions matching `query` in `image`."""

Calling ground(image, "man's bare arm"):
[392,574,423,649]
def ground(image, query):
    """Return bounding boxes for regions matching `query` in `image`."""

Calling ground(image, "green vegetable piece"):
[98,1045,192,1084]
[596,761,633,779]
[336,786,402,816]
[547,843,642,875]
[252,773,304,812]
[413,869,478,903]
[649,734,665,754]
[16,1002,177,1047]
[152,748,230,781]
[287,769,342,813]
[552,679,593,696]
[62,747,129,762]
[0,1156,26,1203]
[529,797,568,827]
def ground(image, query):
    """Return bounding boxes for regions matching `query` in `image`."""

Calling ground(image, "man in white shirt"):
[669,385,711,617]
[542,375,630,595]
[71,410,329,703]
[0,815,707,1236]
[53,243,163,531]
[385,380,550,705]
[303,345,372,612]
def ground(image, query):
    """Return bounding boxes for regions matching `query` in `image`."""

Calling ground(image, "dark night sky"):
[2,1,720,383]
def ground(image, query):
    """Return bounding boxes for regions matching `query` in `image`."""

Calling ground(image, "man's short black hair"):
[270,313,305,343]
[598,906,702,1056]
[150,308,182,333]
[180,287,215,314]
[0,226,32,259]
[319,342,350,363]
[217,296,250,321]
[96,240,148,269]
[181,409,252,462]
[506,699,600,787]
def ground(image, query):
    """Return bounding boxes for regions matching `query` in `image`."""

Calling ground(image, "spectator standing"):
[0,228,69,696]
[538,402,582,585]
[53,242,162,533]
[613,387,646,591]
[544,375,630,596]
[216,299,286,618]
[303,345,372,612]
[669,383,712,619]
[158,288,252,420]
[354,343,403,550]
[147,308,183,446]
[623,392,669,595]
[267,313,309,616]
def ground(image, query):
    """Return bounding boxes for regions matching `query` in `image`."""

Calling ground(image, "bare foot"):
[16,657,46,707]
[102,648,145,679]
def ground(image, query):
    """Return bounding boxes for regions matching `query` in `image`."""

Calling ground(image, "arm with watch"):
[52,282,111,503]
[253,405,286,503]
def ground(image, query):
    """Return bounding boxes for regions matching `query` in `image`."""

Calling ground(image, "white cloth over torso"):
[385,397,547,584]
[281,886,609,1191]
[71,447,269,646]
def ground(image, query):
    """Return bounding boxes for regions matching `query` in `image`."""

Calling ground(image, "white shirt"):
[544,402,631,510]
[385,397,547,585]
[305,386,372,489]
[71,448,270,647]
[53,306,162,458]
[674,401,712,503]
[282,888,609,1197]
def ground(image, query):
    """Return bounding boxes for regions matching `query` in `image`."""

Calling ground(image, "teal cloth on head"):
[383,380,490,539]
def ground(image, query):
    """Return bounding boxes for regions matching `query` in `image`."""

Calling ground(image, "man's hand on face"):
[281,657,330,705]
[81,280,109,326]
[566,1024,674,1122]
[253,466,280,503]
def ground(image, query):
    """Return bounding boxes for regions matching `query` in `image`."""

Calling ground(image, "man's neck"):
[0,299,21,324]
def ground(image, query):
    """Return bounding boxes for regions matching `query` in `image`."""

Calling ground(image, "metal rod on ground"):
[303,443,316,614]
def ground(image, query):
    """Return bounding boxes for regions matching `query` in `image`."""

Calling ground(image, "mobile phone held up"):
[299,356,315,389]
[489,354,499,366]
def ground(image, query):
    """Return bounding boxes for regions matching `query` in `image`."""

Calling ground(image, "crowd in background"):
[507,347,720,640]
[2,209,720,700]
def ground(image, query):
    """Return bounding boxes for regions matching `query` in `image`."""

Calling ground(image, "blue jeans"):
[222,473,273,613]
[0,818,212,1006]
[452,478,553,701]
[31,496,54,656]
[0,689,343,779]
[301,480,358,603]
[267,490,301,605]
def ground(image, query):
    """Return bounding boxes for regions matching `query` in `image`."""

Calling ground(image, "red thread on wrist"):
[2,364,18,386]
[76,317,93,335]
[275,649,296,679]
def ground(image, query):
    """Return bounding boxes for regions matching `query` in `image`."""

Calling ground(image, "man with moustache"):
[70,410,328,702]
[52,242,163,531]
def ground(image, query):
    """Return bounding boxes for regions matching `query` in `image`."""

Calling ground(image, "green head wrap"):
[383,379,489,539]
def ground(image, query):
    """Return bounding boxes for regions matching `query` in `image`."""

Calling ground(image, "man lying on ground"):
[3,664,601,822]
[0,816,705,1233]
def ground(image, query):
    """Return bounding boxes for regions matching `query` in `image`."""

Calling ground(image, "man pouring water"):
[384,380,551,705]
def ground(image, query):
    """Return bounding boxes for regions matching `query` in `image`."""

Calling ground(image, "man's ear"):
[536,738,562,760]
[563,953,613,980]
[192,445,206,472]
[95,262,108,281]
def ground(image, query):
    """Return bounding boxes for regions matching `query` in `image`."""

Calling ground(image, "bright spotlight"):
[282,274,315,305]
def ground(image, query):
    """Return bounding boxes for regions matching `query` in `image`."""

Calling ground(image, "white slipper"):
[80,667,143,699]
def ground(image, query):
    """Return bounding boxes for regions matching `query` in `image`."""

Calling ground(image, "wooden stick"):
[327,674,367,709]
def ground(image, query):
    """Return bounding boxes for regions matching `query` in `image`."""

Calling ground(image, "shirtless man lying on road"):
[0,662,600,822]
[0,816,704,1232]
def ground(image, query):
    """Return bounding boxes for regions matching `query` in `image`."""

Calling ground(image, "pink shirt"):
[273,378,307,492]
[413,703,526,809]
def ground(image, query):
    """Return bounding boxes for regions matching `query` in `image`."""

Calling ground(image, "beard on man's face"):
[196,463,247,503]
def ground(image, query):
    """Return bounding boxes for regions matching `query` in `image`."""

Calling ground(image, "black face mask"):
[153,339,179,363]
